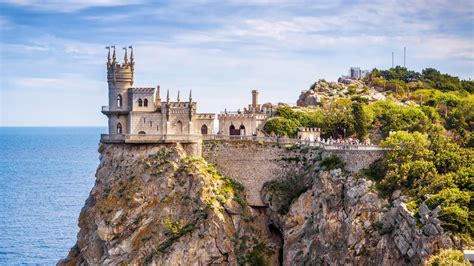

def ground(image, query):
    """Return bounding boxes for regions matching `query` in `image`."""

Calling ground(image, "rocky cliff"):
[60,142,460,265]
[297,79,387,107]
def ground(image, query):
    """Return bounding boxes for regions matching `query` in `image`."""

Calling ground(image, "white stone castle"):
[101,47,270,144]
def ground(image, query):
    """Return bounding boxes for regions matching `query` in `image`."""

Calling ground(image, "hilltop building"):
[217,90,271,136]
[101,46,214,143]
[341,67,370,80]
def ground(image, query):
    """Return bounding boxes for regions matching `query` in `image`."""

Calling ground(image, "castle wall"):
[108,115,129,134]
[130,112,165,135]
[218,115,266,135]
[202,141,386,206]
[321,149,386,172]
[202,141,320,206]
[195,115,215,135]
[130,92,156,112]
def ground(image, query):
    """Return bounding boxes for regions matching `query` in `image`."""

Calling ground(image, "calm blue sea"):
[0,127,105,265]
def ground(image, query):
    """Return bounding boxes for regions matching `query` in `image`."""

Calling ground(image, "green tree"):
[263,117,299,137]
[352,101,369,140]
[379,131,436,195]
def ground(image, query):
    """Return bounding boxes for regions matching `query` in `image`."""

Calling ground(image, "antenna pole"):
[404,47,406,67]
[391,52,394,68]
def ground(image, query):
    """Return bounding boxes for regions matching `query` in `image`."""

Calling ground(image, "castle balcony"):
[101,106,129,115]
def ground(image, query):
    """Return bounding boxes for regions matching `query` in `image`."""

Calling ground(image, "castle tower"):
[252,90,259,111]
[103,45,134,134]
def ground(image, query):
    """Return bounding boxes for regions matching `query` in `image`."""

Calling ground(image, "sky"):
[0,0,473,126]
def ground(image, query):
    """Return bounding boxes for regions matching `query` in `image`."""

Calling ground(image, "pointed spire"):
[189,90,192,103]
[177,90,180,102]
[166,89,170,103]
[123,47,128,64]
[111,45,116,64]
[129,45,134,65]
[106,46,111,65]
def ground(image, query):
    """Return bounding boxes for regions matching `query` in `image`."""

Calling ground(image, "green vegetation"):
[263,67,473,240]
[375,131,473,239]
[425,249,470,266]
[263,174,312,214]
[234,236,273,266]
[319,155,344,171]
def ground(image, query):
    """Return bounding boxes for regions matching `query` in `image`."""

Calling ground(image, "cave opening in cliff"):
[268,223,284,265]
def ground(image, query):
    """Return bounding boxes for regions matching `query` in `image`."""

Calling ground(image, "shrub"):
[320,155,344,171]
[425,249,470,266]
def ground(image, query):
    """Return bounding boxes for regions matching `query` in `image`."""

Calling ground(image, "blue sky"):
[0,0,473,126]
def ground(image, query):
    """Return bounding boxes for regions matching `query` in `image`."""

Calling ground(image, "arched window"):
[116,94,123,108]
[176,121,183,134]
[229,124,239,135]
[239,124,246,136]
[201,124,208,135]
[144,98,148,107]
[138,98,143,107]
[116,123,122,134]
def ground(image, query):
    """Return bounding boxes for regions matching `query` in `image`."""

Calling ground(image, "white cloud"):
[13,74,102,92]
[0,0,144,12]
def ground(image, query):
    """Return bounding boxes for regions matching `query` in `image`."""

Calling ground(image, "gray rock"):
[423,224,439,236]
[391,190,402,200]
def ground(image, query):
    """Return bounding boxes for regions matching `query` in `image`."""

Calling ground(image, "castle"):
[100,47,269,144]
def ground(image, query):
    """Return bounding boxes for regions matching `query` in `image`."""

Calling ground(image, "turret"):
[155,85,161,106]
[107,45,134,112]
[252,90,259,111]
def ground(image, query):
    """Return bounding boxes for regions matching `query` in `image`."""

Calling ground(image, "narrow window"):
[149,121,153,127]
[138,98,143,107]
[143,117,146,123]
[144,98,148,107]
[117,123,122,134]
[116,94,123,107]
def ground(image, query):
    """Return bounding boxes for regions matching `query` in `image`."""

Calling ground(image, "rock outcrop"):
[263,169,460,265]
[297,79,386,107]
[59,143,279,265]
[60,143,460,265]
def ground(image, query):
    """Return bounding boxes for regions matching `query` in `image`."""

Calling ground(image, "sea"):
[0,127,106,265]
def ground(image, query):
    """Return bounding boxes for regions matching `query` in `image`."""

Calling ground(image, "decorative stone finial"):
[123,47,128,64]
[166,89,170,103]
[106,46,111,65]
[177,90,180,102]
[129,45,134,65]
[111,45,116,63]
[189,90,192,102]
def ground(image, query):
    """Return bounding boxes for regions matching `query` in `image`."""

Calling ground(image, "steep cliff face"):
[61,143,459,265]
[59,144,279,265]
[263,168,460,265]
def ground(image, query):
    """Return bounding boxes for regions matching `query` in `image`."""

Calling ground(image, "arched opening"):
[116,94,123,108]
[239,124,246,136]
[268,224,284,265]
[144,98,148,107]
[138,98,143,107]
[116,123,122,134]
[176,121,183,134]
[201,124,208,135]
[229,124,239,135]
[138,131,146,135]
